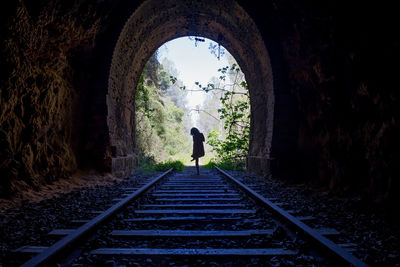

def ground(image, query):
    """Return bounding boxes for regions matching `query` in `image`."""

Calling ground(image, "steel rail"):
[215,166,369,267]
[21,168,173,267]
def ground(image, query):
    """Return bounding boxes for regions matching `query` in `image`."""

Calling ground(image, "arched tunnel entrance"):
[106,0,274,176]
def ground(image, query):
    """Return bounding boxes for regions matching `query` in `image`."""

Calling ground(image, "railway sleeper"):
[89,248,297,257]
[109,229,274,238]
[15,168,368,266]
[133,209,256,214]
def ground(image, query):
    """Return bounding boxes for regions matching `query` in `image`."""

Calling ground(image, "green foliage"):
[198,63,250,167]
[158,69,170,91]
[170,61,250,169]
[154,160,185,171]
[135,53,191,164]
[138,159,185,172]
[204,158,245,171]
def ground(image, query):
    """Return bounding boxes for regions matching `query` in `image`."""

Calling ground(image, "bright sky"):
[157,37,230,108]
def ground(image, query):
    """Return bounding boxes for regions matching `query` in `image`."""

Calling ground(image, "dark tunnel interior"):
[0,0,399,265]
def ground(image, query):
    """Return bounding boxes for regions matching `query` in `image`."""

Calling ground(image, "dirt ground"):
[0,170,126,213]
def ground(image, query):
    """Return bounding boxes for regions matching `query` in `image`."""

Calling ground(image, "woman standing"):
[190,127,205,175]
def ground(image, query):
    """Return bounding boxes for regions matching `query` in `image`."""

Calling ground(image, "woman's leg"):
[195,158,199,175]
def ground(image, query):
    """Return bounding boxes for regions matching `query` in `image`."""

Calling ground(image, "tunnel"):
[1,0,399,202]
[1,0,400,266]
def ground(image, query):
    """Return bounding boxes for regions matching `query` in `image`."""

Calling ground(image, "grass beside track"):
[138,160,185,173]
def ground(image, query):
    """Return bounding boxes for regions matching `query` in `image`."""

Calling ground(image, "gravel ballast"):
[1,167,399,266]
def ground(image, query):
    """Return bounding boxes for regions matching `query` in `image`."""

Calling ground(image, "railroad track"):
[13,167,369,266]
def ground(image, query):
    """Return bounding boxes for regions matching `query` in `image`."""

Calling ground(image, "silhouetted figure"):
[190,127,205,175]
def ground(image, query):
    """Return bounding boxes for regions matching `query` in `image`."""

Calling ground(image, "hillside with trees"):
[135,53,192,164]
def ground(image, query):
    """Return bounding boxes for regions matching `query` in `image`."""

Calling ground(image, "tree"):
[135,52,191,163]
[171,62,250,167]
[204,64,250,165]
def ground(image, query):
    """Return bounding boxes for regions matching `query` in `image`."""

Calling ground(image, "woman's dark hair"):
[190,127,200,135]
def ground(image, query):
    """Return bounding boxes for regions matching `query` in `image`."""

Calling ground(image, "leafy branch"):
[198,64,250,164]
[169,63,250,165]
[190,108,220,121]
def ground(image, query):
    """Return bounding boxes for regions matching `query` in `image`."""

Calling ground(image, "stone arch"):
[107,0,274,175]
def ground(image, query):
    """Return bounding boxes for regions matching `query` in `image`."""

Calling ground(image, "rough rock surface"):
[0,1,101,196]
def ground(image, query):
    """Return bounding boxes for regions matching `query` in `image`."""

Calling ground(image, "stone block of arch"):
[108,0,274,176]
